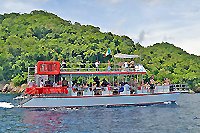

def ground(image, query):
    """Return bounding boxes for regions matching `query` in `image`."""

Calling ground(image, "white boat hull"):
[20,92,179,108]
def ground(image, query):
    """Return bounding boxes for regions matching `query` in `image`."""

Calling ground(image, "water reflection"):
[23,109,67,132]
[18,96,200,133]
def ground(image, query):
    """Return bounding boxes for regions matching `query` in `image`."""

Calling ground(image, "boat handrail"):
[62,62,141,67]
[24,84,172,96]
[60,63,145,72]
[60,67,137,72]
[27,61,146,74]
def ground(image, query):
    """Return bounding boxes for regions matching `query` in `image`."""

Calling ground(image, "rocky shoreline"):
[193,87,200,93]
[0,83,27,94]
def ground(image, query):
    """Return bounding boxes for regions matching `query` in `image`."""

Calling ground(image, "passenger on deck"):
[124,62,128,68]
[149,75,155,93]
[28,80,34,87]
[95,60,100,71]
[144,82,150,91]
[40,79,44,87]
[77,83,82,90]
[92,83,100,95]
[61,60,67,68]
[107,83,112,91]
[118,83,124,93]
[33,81,36,87]
[163,78,170,85]
[118,62,123,71]
[62,77,68,87]
[92,83,97,90]
[124,82,131,91]
[101,79,109,87]
[129,61,135,71]
[128,78,134,87]
[157,82,161,86]
[88,82,93,91]
[45,80,53,87]
[53,82,57,87]
[114,81,118,87]
[107,60,111,71]
[82,83,89,90]
[133,78,138,89]
[93,76,100,87]
[72,83,78,92]
[76,83,83,96]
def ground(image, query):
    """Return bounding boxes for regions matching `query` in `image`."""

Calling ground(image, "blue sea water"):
[0,94,200,133]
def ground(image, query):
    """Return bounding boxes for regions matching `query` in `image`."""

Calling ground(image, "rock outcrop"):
[2,84,9,92]
[1,83,27,93]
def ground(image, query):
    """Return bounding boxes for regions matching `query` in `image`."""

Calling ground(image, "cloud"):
[110,18,127,34]
[163,35,174,42]
[138,30,145,43]
[136,23,200,55]
[168,2,200,20]
[1,1,32,14]
[180,39,200,56]
[109,0,123,4]
[0,0,199,55]
[97,0,123,6]
[142,0,163,6]
[0,0,48,14]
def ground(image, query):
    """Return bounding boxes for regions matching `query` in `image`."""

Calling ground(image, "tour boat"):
[16,54,179,108]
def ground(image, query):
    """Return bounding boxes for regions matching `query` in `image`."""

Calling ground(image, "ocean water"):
[0,94,200,133]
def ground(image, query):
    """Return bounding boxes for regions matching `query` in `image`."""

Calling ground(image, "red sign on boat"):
[36,61,60,75]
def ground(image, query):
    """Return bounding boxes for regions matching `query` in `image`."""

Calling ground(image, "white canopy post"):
[114,53,139,59]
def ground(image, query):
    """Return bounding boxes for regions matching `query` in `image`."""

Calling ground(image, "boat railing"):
[137,85,170,94]
[14,88,35,106]
[154,85,170,93]
[61,67,136,72]
[69,86,132,96]
[27,67,35,83]
[23,84,172,98]
[60,63,146,72]
[172,84,189,91]
[27,63,146,77]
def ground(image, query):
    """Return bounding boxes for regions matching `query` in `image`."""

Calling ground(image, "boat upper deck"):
[34,54,146,76]
[60,64,147,75]
[30,61,147,76]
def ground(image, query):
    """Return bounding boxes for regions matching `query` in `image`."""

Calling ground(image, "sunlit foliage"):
[0,10,199,89]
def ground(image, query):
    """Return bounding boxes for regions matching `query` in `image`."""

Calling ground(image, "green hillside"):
[0,10,199,90]
[135,43,200,89]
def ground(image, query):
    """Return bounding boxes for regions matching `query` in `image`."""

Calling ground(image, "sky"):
[0,0,200,56]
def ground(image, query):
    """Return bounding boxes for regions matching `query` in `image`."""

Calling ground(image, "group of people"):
[28,80,36,87]
[61,58,135,71]
[61,59,112,71]
[141,75,171,93]
[44,76,138,95]
[118,61,135,69]
[95,60,135,71]
[29,73,171,95]
[61,59,137,72]
[28,78,53,88]
[95,60,111,71]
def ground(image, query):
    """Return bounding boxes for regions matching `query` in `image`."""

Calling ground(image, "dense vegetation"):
[135,43,200,90]
[0,10,199,90]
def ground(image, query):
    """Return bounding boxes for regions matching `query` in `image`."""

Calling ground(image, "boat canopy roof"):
[114,53,139,59]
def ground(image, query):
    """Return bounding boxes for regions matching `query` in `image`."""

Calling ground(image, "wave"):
[0,102,14,108]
